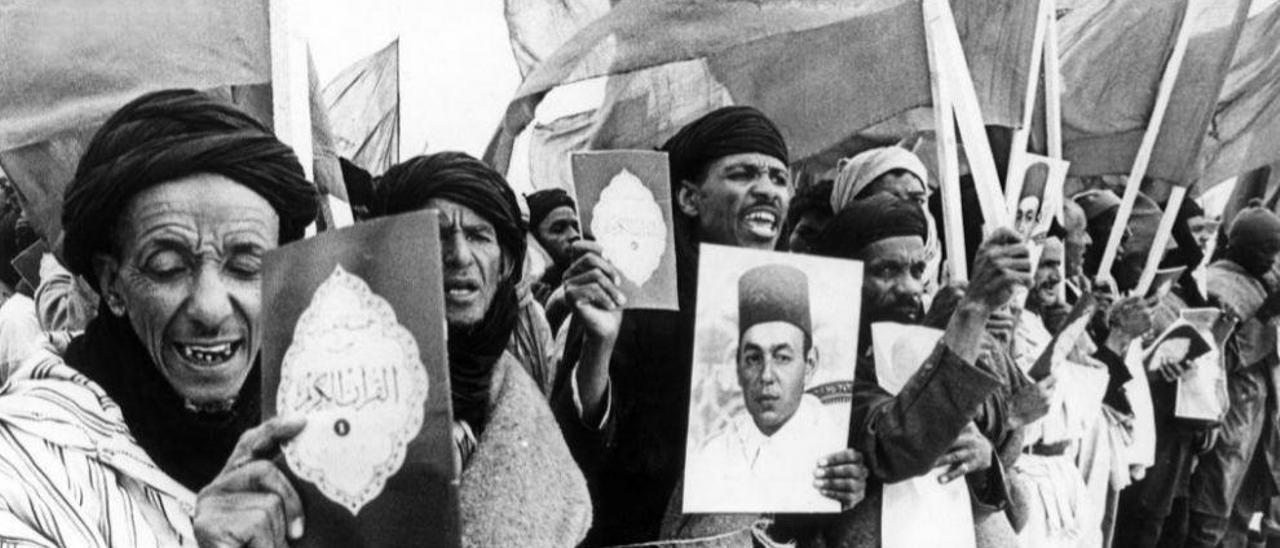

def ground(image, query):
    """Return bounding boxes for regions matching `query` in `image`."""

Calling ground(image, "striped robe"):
[0,348,195,547]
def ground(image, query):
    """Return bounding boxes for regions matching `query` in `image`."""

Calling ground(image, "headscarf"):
[829,146,929,213]
[58,89,319,490]
[812,193,928,259]
[63,89,319,289]
[738,264,811,339]
[375,152,527,433]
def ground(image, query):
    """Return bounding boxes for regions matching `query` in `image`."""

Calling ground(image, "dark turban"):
[739,263,811,340]
[63,89,319,291]
[812,193,928,259]
[659,106,789,188]
[374,151,526,433]
[1225,200,1280,277]
[526,188,576,232]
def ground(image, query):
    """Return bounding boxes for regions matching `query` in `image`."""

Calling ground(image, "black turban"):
[739,263,811,339]
[526,188,576,232]
[374,152,527,433]
[659,106,789,188]
[63,89,319,291]
[1225,200,1280,277]
[812,193,928,259]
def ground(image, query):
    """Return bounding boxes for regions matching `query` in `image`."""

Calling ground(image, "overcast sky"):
[305,0,520,161]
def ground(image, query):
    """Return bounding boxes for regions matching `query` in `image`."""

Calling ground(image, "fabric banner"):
[489,0,1037,173]
[322,40,400,176]
[504,0,613,77]
[0,0,271,151]
[1058,0,1251,186]
[1198,1,1280,185]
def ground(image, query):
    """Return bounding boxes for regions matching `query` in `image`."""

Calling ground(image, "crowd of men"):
[0,91,1277,548]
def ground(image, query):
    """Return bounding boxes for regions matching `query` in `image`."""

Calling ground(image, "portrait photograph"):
[683,244,861,514]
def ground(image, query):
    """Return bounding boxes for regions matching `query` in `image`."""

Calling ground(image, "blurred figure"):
[783,179,832,254]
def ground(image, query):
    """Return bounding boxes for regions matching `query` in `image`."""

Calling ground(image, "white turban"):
[829,146,930,213]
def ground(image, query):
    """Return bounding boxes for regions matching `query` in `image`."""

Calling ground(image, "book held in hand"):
[261,211,460,548]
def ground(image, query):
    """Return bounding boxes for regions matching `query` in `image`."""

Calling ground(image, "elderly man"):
[686,263,838,512]
[1185,203,1280,548]
[562,106,865,546]
[364,152,594,546]
[0,89,320,546]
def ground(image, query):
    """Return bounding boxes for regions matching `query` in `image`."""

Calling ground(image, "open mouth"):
[444,279,481,301]
[173,341,242,367]
[741,208,779,239]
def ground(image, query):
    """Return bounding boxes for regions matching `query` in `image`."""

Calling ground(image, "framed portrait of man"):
[683,245,861,513]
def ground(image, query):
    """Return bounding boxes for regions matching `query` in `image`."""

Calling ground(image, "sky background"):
[305,0,521,162]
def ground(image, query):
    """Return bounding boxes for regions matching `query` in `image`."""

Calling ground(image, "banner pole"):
[1095,0,1194,286]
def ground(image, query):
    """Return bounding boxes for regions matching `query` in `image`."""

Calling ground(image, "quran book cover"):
[571,150,679,311]
[261,210,459,548]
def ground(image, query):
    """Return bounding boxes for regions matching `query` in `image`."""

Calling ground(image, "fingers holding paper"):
[195,416,307,547]
[814,448,868,510]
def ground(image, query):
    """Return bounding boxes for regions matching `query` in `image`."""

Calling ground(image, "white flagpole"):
[1095,1,1194,286]
[924,0,968,282]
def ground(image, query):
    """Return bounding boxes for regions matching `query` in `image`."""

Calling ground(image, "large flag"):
[489,0,1039,177]
[1058,0,1251,186]
[1198,1,1280,185]
[0,0,348,242]
[505,0,613,77]
[322,40,400,176]
[0,0,271,152]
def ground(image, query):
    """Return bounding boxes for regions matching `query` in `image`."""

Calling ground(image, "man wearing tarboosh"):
[687,264,838,513]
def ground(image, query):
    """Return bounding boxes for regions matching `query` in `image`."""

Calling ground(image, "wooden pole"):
[928,0,1009,228]
[269,0,313,181]
[1094,0,1194,286]
[1006,0,1051,212]
[1043,2,1063,160]
[1134,185,1188,295]
[924,0,968,282]
[270,0,333,230]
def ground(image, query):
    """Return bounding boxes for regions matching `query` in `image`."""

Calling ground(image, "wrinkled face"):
[1063,202,1091,278]
[1187,215,1219,252]
[96,174,278,405]
[787,210,831,254]
[429,199,507,329]
[1032,238,1065,308]
[857,235,928,325]
[679,152,792,249]
[737,321,814,437]
[1016,196,1041,237]
[862,171,928,209]
[535,205,580,267]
